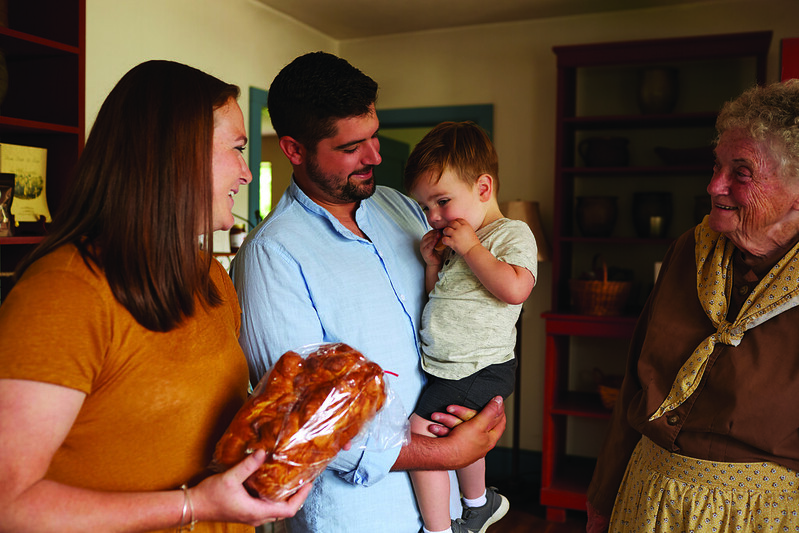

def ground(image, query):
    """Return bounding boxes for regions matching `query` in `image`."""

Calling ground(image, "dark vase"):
[638,67,679,115]
[632,192,673,238]
[576,196,618,237]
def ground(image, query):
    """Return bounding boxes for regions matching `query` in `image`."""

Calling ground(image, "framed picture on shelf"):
[1,143,50,225]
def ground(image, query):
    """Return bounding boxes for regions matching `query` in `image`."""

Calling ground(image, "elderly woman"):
[587,79,799,532]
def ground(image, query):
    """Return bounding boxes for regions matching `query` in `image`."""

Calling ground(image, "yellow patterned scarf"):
[649,217,799,421]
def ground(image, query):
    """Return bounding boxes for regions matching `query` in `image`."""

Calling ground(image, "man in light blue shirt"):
[231,52,506,533]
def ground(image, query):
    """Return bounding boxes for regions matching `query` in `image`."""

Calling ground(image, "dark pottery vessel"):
[638,67,679,115]
[632,192,672,238]
[576,196,618,237]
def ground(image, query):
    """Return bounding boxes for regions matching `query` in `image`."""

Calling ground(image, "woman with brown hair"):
[0,60,309,532]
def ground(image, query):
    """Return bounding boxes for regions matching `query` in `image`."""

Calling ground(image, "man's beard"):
[307,154,376,203]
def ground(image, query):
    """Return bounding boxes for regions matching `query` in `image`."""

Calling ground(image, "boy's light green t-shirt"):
[420,217,538,379]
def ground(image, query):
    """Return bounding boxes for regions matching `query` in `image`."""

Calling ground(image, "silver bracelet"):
[177,484,196,532]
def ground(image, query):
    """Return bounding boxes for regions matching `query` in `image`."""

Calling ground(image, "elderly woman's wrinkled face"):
[707,128,799,255]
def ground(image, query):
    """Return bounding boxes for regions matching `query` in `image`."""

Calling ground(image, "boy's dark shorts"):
[413,358,516,420]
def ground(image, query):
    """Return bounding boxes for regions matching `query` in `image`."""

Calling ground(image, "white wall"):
[340,0,798,454]
[85,0,799,455]
[85,0,337,233]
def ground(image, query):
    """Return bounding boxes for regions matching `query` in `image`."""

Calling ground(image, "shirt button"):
[738,285,749,295]
[399,294,406,302]
[667,415,680,426]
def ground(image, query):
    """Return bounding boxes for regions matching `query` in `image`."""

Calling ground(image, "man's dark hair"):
[267,51,378,150]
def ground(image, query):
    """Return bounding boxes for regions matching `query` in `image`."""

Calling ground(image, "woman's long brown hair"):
[15,60,240,332]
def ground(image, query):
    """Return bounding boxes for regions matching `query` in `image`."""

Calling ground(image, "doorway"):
[376,105,493,194]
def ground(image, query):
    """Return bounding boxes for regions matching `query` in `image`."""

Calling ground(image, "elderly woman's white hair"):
[715,79,799,178]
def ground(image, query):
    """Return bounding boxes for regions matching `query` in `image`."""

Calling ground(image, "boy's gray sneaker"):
[451,518,473,532]
[460,487,510,533]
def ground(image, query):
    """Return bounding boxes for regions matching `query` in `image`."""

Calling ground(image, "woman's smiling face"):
[211,98,251,232]
[707,128,799,256]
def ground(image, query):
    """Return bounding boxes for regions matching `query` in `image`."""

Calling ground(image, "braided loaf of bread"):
[212,343,386,501]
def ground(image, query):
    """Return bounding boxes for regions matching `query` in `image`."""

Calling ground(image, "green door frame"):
[377,104,493,138]
[247,86,269,229]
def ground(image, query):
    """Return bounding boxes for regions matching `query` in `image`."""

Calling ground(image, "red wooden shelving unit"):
[541,31,771,521]
[0,0,85,302]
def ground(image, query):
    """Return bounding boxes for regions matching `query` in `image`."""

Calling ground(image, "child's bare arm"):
[443,218,535,304]
[424,264,440,294]
[462,244,535,304]
[420,229,444,293]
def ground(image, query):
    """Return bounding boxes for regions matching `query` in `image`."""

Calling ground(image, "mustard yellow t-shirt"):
[0,245,252,533]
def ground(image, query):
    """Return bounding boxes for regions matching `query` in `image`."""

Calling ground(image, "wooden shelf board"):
[0,26,80,55]
[558,235,673,246]
[561,164,712,175]
[553,31,772,68]
[0,115,81,135]
[541,486,587,512]
[0,235,46,245]
[562,111,717,129]
[542,312,637,337]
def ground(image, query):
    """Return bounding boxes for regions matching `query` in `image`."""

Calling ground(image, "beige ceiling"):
[254,0,718,40]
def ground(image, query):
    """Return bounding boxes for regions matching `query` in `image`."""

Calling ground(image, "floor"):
[488,509,586,533]
[485,474,587,533]
[263,485,586,533]
[261,451,588,533]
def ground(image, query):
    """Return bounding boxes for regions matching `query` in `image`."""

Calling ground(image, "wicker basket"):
[594,369,623,410]
[598,384,620,410]
[569,257,632,316]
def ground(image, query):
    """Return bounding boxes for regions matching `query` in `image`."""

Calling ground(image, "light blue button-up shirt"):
[231,180,461,532]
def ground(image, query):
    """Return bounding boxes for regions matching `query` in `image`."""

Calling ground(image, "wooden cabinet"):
[541,31,771,521]
[0,0,85,301]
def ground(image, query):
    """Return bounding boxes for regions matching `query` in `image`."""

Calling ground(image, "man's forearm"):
[391,432,460,472]
[391,397,506,472]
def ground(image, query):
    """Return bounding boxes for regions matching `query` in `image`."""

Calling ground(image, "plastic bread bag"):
[350,369,411,452]
[211,342,410,501]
